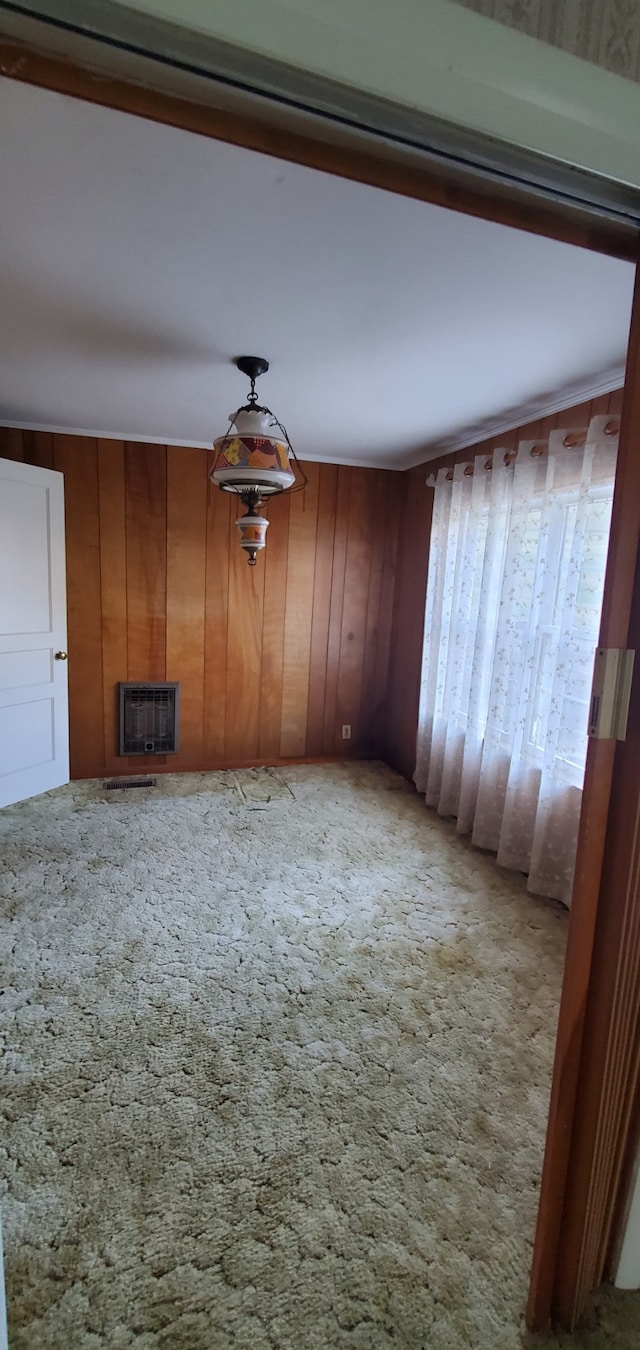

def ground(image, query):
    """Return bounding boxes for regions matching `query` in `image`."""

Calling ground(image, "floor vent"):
[103,778,157,791]
[119,683,180,755]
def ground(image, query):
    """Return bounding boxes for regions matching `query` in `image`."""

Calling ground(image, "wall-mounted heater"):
[119,683,180,755]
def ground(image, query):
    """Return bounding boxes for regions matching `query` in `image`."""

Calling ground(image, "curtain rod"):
[444,418,619,481]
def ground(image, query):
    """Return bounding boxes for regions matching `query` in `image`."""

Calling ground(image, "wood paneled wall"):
[381,386,626,783]
[2,391,624,784]
[0,429,401,779]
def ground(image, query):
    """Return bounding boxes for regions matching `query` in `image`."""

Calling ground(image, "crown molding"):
[0,420,402,472]
[401,366,626,469]
[0,366,626,473]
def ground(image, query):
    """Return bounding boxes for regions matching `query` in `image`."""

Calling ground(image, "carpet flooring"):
[1,761,639,1349]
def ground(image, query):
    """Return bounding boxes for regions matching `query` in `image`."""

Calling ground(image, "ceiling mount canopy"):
[235,354,270,385]
[210,356,307,565]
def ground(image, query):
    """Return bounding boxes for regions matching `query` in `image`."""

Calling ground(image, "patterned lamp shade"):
[211,408,295,495]
[236,511,269,566]
[211,357,307,565]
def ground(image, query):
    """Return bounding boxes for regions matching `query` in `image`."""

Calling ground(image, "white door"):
[0,457,69,808]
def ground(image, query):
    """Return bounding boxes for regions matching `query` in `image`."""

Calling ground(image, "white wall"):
[107,0,640,188]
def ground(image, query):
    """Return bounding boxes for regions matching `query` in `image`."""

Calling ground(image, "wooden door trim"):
[0,37,637,263]
[3,31,640,1333]
[528,266,640,1328]
[553,555,640,1324]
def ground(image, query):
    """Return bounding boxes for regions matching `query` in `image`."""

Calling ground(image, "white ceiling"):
[0,77,634,468]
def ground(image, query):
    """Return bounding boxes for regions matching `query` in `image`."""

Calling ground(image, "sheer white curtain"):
[415,415,618,905]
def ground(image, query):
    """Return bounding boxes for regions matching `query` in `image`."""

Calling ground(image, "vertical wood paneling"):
[280,463,321,757]
[367,471,402,749]
[537,412,560,441]
[22,430,54,469]
[382,469,432,780]
[97,440,127,771]
[52,435,104,779]
[562,400,591,430]
[608,387,624,417]
[335,468,377,755]
[203,481,232,762]
[322,465,351,754]
[124,442,167,772]
[589,393,610,420]
[359,470,389,752]
[306,464,338,755]
[15,396,622,781]
[278,464,320,761]
[125,443,167,680]
[494,426,519,457]
[0,428,24,461]
[166,446,208,768]
[224,499,266,762]
[258,492,290,760]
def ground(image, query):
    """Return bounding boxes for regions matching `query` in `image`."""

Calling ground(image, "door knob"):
[55,651,68,660]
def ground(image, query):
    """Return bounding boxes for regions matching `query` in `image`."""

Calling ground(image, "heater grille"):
[119,683,180,755]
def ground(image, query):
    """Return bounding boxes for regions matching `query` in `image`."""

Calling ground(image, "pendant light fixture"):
[210,356,307,565]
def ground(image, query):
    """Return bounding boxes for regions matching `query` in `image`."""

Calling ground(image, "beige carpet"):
[1,761,638,1349]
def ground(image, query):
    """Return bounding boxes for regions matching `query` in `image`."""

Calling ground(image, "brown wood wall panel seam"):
[22,430,54,469]
[121,442,168,772]
[97,439,127,772]
[373,473,403,757]
[0,428,25,461]
[359,470,388,754]
[335,467,377,756]
[589,393,611,421]
[166,445,208,769]
[306,464,338,757]
[279,462,321,758]
[258,493,291,760]
[204,479,231,762]
[224,491,266,761]
[124,442,168,682]
[382,471,431,782]
[322,465,351,754]
[52,435,104,779]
